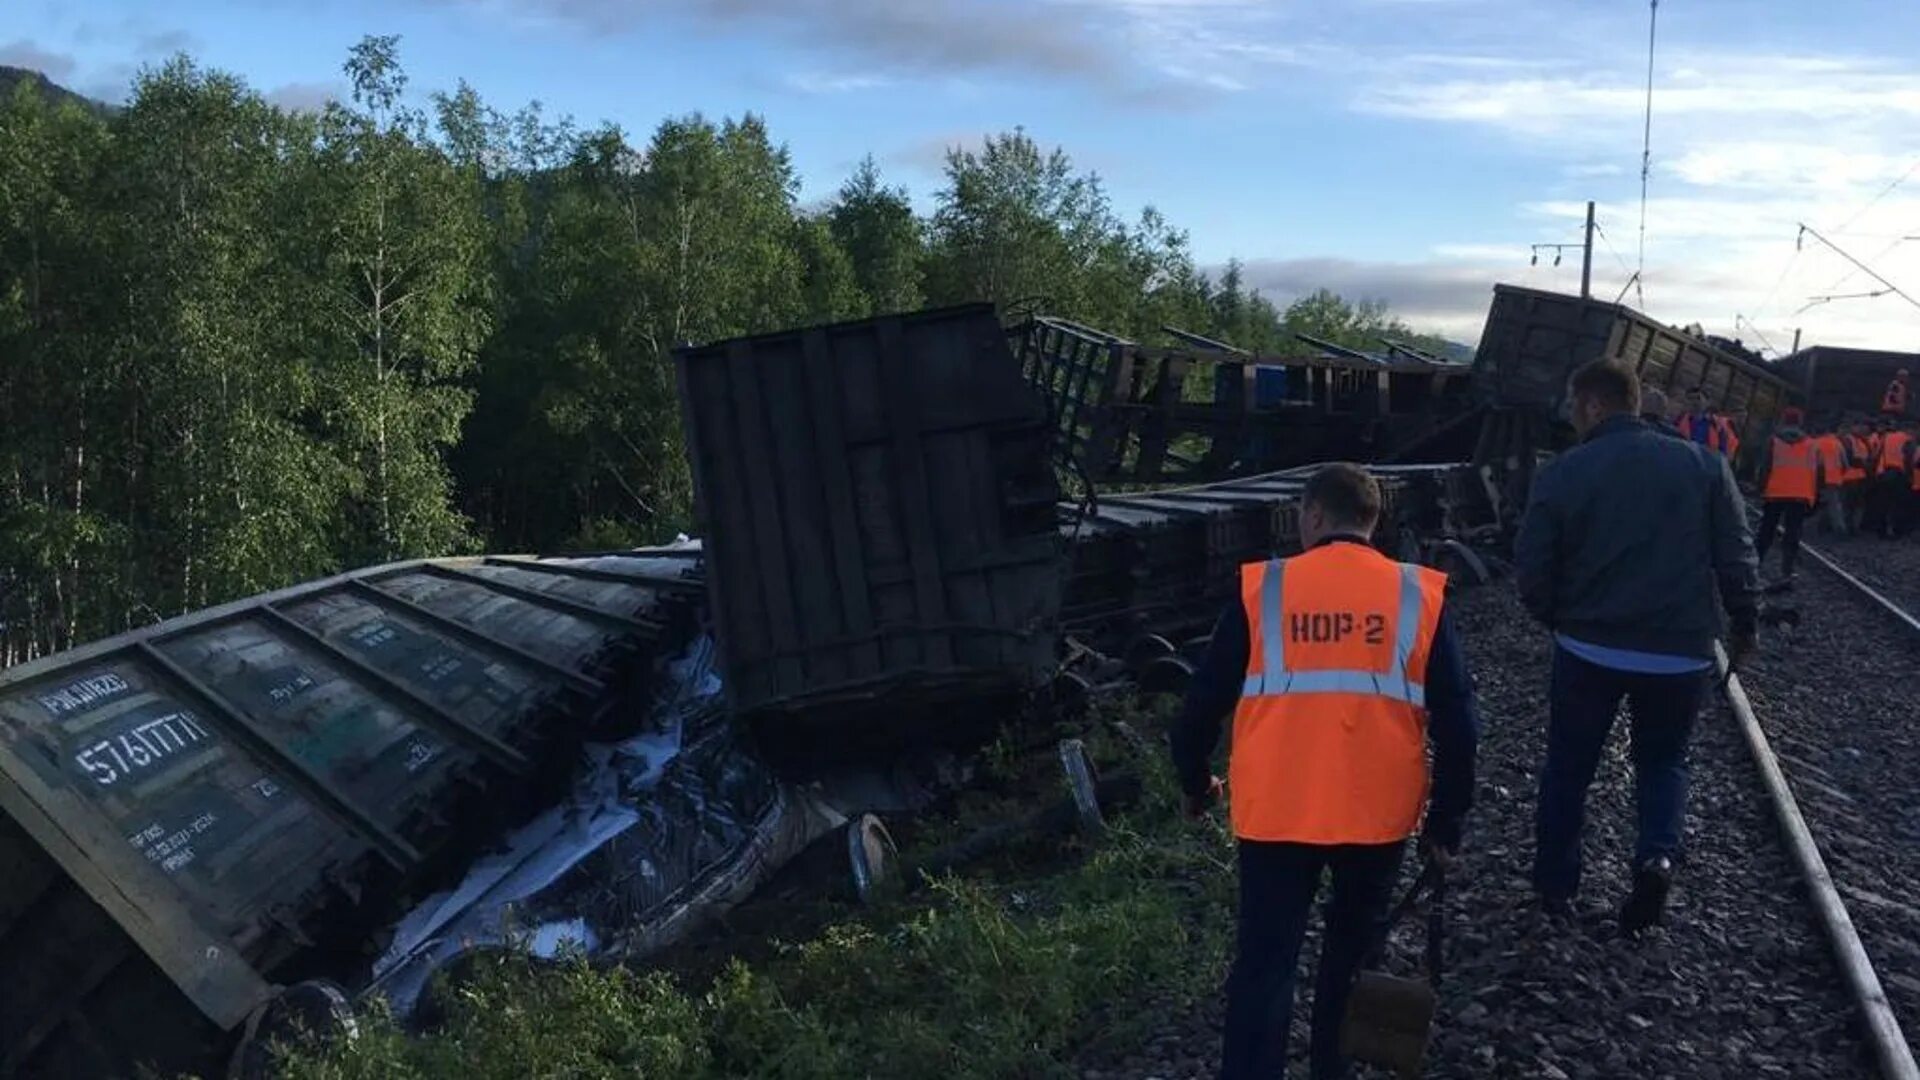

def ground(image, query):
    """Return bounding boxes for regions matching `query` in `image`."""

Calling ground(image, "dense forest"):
[0,37,1455,664]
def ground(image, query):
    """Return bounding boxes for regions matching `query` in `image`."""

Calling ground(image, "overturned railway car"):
[1774,344,1920,422]
[1472,283,1797,470]
[1012,316,1478,486]
[675,304,1063,756]
[0,554,693,1078]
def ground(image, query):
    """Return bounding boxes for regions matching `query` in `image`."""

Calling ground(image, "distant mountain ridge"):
[0,65,113,114]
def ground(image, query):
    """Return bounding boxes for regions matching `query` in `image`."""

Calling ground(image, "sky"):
[5,0,1920,352]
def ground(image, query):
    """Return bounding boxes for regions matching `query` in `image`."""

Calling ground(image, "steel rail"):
[1803,543,1920,637]
[1716,642,1920,1080]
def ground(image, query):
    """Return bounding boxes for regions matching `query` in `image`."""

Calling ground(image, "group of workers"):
[1657,370,1918,586]
[1173,358,1762,1079]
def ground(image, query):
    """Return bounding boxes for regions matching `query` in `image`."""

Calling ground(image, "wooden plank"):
[677,343,768,708]
[726,338,808,698]
[800,327,883,683]
[135,642,420,870]
[761,336,848,691]
[875,316,956,669]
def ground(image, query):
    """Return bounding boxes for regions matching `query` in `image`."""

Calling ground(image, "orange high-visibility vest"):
[1878,430,1912,474]
[1884,379,1909,414]
[1844,435,1871,482]
[1677,413,1736,455]
[1230,543,1446,845]
[1812,434,1845,487]
[1763,438,1818,504]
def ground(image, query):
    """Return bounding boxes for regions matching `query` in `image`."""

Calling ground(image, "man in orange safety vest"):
[1172,463,1480,1080]
[1754,408,1819,583]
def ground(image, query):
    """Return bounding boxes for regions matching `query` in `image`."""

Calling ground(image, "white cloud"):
[785,71,893,95]
[266,81,344,112]
[0,39,77,80]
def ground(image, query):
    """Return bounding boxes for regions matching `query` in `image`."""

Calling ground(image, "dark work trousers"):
[1845,481,1868,533]
[1754,499,1810,576]
[1865,473,1907,538]
[1533,647,1707,901]
[1221,839,1405,1080]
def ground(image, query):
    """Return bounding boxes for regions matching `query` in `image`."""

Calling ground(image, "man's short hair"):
[1641,387,1668,417]
[1569,359,1642,415]
[1304,463,1382,530]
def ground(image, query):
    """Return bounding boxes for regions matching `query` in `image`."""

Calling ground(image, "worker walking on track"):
[1173,463,1480,1080]
[1845,419,1874,533]
[1864,419,1914,539]
[1810,419,1850,536]
[1516,360,1759,933]
[1754,408,1819,583]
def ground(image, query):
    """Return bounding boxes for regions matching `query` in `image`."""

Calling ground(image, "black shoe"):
[1620,857,1672,934]
[1539,894,1574,919]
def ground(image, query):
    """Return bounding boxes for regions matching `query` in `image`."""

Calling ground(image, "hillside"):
[0,65,111,113]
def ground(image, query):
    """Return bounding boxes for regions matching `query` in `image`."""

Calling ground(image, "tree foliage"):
[0,42,1455,659]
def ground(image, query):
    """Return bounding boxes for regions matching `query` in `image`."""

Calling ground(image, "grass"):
[278,697,1237,1080]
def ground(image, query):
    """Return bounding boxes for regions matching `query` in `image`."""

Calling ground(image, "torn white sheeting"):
[365,637,722,1017]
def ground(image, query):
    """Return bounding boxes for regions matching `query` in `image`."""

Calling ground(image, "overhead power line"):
[1834,157,1920,235]
[1636,0,1659,295]
[1797,222,1920,315]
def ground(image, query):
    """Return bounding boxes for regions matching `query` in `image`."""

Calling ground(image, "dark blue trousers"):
[1220,839,1405,1080]
[1533,646,1706,900]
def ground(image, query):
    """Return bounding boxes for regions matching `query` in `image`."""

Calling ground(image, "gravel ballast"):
[1083,582,1875,1079]
[1737,549,1920,1063]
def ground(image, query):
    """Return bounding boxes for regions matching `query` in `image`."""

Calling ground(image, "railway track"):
[1729,538,1920,1079]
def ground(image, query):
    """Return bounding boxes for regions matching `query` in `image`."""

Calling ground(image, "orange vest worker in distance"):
[1171,463,1479,1080]
[1674,389,1736,455]
[1877,428,1912,475]
[1841,429,1870,483]
[1762,433,1818,504]
[1884,370,1910,415]
[1755,409,1818,580]
[1811,430,1845,489]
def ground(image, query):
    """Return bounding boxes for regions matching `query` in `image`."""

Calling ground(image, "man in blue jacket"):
[1516,359,1759,933]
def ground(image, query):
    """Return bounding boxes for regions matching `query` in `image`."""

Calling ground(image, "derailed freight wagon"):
[1472,283,1796,470]
[0,555,690,1078]
[675,304,1064,758]
[1774,344,1920,422]
[1011,316,1478,486]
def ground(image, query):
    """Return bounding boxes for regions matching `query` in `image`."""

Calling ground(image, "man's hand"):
[1419,836,1457,871]
[1185,776,1225,819]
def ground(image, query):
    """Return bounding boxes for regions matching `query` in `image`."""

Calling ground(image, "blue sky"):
[6,0,1920,350]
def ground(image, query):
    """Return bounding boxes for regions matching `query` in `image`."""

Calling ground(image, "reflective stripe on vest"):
[1228,545,1447,845]
[1763,438,1817,503]
[1241,560,1428,707]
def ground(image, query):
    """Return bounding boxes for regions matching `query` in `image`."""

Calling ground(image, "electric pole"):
[1791,327,1802,355]
[1582,200,1595,300]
